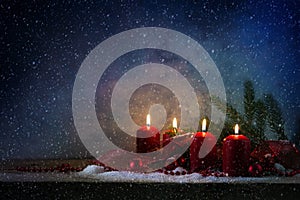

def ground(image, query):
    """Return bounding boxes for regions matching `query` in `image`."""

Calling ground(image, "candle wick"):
[146,124,150,130]
[173,127,178,134]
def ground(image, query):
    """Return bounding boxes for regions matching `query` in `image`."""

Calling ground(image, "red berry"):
[248,163,263,177]
[76,167,83,172]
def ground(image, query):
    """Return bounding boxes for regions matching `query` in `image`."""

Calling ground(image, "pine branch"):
[244,80,256,125]
[254,99,267,140]
[212,83,287,147]
[264,94,287,140]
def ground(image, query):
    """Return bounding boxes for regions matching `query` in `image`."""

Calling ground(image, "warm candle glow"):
[234,124,239,134]
[146,114,150,127]
[202,119,207,132]
[173,118,177,129]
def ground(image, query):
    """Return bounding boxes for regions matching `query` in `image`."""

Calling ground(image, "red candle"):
[190,119,217,172]
[136,114,160,153]
[222,124,251,176]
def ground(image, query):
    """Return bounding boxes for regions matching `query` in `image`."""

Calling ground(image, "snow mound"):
[78,165,105,176]
[82,170,203,183]
[173,167,187,173]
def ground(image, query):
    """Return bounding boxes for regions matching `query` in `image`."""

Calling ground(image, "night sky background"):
[1,0,299,159]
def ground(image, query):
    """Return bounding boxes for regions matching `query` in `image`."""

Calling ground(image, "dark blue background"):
[1,0,299,159]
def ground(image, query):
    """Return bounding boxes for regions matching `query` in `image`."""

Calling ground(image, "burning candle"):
[136,114,160,153]
[164,117,179,138]
[222,124,251,176]
[190,119,217,172]
[158,118,177,148]
[172,117,178,134]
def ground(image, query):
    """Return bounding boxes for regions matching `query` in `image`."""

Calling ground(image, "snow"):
[78,165,105,175]
[173,167,187,174]
[83,171,202,183]
[0,165,300,183]
[75,165,300,183]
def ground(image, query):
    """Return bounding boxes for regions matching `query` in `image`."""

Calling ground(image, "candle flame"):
[172,118,177,129]
[146,114,150,127]
[234,124,239,134]
[202,119,207,132]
